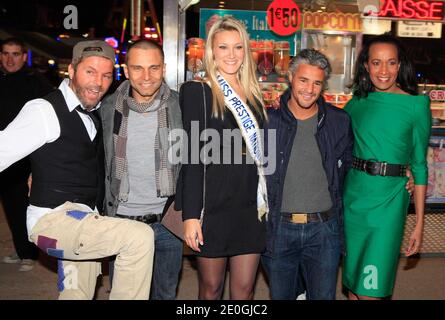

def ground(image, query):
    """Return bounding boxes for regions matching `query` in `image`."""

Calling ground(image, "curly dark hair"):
[352,34,418,98]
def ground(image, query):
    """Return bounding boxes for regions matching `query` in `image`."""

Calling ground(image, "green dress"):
[342,92,431,297]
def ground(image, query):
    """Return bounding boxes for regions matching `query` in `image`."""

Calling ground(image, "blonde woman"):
[176,17,267,300]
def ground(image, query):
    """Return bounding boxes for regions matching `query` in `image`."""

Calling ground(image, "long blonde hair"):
[204,16,266,120]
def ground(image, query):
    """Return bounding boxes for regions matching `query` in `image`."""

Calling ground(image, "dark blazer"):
[175,81,261,220]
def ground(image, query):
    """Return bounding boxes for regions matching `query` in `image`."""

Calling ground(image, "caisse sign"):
[365,0,445,21]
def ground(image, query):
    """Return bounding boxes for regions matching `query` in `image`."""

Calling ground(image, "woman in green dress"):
[342,34,431,299]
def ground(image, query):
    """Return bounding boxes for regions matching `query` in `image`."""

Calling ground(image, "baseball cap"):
[72,40,115,64]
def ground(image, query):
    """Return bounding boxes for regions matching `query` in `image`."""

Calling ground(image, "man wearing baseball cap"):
[0,40,154,300]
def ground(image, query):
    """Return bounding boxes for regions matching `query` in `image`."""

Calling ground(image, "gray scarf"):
[112,80,176,202]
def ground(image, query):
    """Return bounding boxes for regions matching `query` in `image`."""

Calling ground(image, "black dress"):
[176,81,266,257]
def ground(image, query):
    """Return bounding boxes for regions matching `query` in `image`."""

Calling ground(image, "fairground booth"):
[156,0,445,256]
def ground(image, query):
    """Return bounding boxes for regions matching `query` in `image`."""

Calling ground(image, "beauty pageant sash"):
[216,73,268,221]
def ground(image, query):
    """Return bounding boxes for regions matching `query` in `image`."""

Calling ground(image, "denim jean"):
[262,215,341,300]
[110,222,183,300]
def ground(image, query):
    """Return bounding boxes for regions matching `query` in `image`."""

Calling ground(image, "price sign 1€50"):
[267,0,301,36]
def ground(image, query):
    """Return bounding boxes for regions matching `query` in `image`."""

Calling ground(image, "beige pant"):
[29,202,154,300]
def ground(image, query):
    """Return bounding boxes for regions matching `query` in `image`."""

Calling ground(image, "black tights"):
[197,253,260,300]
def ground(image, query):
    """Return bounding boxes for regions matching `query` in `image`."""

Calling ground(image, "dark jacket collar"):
[278,88,328,128]
[0,65,34,77]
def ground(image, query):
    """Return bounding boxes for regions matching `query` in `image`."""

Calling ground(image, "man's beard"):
[76,86,102,111]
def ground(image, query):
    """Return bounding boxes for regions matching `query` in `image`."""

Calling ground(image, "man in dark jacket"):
[0,37,53,271]
[261,49,354,300]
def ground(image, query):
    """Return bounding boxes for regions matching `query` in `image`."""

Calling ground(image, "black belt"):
[281,209,334,224]
[352,156,407,177]
[116,213,162,224]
